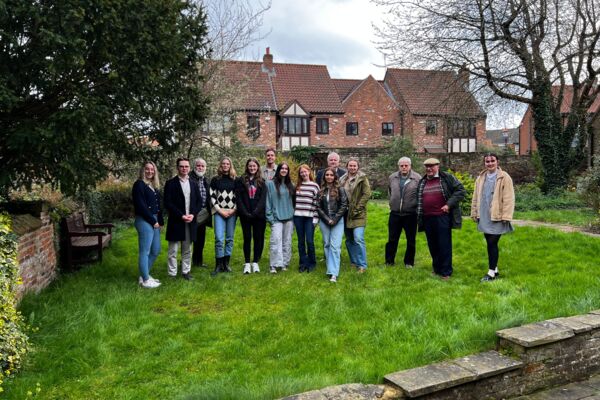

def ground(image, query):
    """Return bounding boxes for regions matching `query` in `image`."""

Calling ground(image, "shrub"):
[515,183,584,211]
[0,213,29,393]
[374,137,417,174]
[447,169,475,215]
[289,146,321,165]
[576,157,600,213]
[76,181,134,223]
[370,189,383,200]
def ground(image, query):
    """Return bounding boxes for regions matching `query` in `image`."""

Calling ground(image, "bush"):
[447,170,475,215]
[289,146,321,165]
[0,213,29,393]
[515,183,584,211]
[374,137,417,174]
[370,189,383,200]
[576,157,600,213]
[76,181,134,223]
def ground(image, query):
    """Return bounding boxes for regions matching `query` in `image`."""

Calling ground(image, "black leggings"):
[484,233,502,269]
[240,217,266,263]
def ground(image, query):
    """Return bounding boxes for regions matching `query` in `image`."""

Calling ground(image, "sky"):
[243,0,389,80]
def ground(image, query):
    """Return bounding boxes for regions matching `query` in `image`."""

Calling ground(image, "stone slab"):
[452,350,523,379]
[496,321,574,347]
[572,313,600,329]
[525,382,598,399]
[548,317,596,333]
[384,361,476,397]
[585,374,600,390]
[280,384,389,400]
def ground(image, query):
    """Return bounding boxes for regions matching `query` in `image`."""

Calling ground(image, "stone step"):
[384,350,523,397]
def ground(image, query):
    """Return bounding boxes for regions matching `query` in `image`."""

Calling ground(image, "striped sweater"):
[294,181,320,224]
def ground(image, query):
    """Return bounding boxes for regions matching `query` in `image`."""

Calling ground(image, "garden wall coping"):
[496,321,574,347]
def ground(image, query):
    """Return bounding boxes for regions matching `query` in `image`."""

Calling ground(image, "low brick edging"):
[282,310,600,399]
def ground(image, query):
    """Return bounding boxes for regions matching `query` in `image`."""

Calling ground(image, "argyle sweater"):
[210,175,236,213]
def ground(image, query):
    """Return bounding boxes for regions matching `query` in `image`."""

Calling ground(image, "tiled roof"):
[486,128,519,144]
[385,68,484,117]
[552,85,600,114]
[332,79,361,101]
[221,61,275,111]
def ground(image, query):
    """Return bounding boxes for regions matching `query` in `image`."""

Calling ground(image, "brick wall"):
[11,205,58,300]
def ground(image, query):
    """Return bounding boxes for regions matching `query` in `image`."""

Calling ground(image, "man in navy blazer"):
[163,158,202,280]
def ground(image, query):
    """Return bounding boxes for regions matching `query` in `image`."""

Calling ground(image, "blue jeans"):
[345,226,367,269]
[134,216,161,280]
[294,216,316,269]
[320,219,344,277]
[214,213,237,258]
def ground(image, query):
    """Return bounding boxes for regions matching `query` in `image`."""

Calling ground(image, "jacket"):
[388,169,421,216]
[339,171,371,228]
[132,180,164,226]
[470,168,515,221]
[317,186,348,225]
[188,171,213,228]
[235,177,266,219]
[163,176,202,242]
[416,171,466,231]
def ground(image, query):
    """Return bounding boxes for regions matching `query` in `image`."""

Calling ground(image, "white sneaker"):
[329,275,337,283]
[140,279,160,288]
[270,266,277,274]
[252,262,260,273]
[281,266,288,271]
[139,276,160,284]
[243,263,251,274]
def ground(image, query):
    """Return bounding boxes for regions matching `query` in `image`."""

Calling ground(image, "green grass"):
[5,203,600,399]
[514,208,597,227]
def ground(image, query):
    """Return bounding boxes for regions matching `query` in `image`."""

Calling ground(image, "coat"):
[235,177,267,219]
[317,187,348,225]
[417,171,466,231]
[470,168,515,221]
[339,171,371,228]
[163,176,202,242]
[188,172,213,228]
[132,180,165,226]
[388,169,421,216]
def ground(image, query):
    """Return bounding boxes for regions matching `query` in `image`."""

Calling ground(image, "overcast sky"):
[243,0,388,80]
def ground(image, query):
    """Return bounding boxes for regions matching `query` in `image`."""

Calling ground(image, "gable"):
[282,101,309,116]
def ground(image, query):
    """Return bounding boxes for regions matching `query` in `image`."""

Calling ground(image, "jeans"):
[240,216,266,263]
[423,214,453,277]
[192,222,208,266]
[484,233,502,269]
[214,213,237,258]
[385,213,418,265]
[134,216,161,281]
[269,220,293,267]
[293,216,316,269]
[345,226,367,269]
[320,218,344,277]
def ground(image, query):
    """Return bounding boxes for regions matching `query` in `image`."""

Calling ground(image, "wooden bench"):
[62,212,114,268]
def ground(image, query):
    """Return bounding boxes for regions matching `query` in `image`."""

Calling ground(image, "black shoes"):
[480,274,496,282]
[182,273,194,281]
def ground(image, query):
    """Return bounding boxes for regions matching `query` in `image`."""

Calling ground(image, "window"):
[316,118,329,134]
[426,120,437,135]
[247,116,260,139]
[282,117,309,135]
[448,119,476,138]
[382,122,394,136]
[346,122,358,136]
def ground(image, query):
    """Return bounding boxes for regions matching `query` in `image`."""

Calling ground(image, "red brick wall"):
[519,107,536,155]
[234,112,278,148]
[16,211,57,300]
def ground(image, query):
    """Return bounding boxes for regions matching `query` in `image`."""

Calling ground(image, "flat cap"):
[423,158,440,165]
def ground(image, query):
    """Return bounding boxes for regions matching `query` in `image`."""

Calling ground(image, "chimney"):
[262,47,275,76]
[458,64,470,89]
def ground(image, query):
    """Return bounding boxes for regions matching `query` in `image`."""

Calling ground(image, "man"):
[416,158,465,279]
[385,157,421,268]
[262,148,278,180]
[188,158,212,268]
[316,152,347,186]
[164,158,202,280]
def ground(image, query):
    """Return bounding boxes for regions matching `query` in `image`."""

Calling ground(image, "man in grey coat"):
[385,157,421,268]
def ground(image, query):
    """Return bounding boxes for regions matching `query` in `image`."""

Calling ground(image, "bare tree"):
[184,0,271,158]
[374,0,600,192]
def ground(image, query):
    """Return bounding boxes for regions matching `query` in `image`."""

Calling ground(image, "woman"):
[265,162,295,274]
[293,164,320,272]
[317,168,348,283]
[470,153,515,282]
[210,157,237,275]
[132,161,163,288]
[235,158,267,274]
[339,158,371,273]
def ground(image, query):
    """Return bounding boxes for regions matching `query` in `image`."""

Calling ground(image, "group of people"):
[132,149,514,289]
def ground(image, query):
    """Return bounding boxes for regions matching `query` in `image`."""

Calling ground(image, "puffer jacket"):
[317,187,348,225]
[388,169,421,216]
[471,168,515,221]
[339,171,371,228]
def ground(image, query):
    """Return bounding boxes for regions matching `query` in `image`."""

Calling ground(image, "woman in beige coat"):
[471,153,515,282]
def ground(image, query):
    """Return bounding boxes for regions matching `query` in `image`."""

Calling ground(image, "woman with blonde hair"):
[132,161,164,288]
[293,164,320,272]
[210,156,238,275]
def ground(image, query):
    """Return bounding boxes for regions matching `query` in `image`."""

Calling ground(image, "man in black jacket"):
[315,152,347,186]
[164,158,201,280]
[189,158,212,268]
[416,158,465,279]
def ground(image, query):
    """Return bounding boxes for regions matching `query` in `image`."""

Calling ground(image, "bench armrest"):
[85,223,113,234]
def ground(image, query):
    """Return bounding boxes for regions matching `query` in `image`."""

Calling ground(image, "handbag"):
[196,208,210,225]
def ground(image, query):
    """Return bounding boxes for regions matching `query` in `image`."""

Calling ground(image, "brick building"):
[213,49,486,153]
[519,86,600,164]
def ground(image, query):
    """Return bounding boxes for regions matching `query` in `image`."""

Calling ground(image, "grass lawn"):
[5,203,600,399]
[514,208,597,227]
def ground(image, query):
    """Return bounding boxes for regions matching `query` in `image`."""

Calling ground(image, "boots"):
[223,255,232,272]
[211,257,223,276]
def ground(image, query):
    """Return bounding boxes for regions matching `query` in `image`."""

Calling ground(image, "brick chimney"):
[458,64,470,89]
[262,47,275,76]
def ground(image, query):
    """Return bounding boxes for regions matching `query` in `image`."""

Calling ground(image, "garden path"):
[512,374,600,399]
[512,219,600,238]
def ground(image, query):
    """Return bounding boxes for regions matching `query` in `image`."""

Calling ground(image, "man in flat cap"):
[416,158,466,279]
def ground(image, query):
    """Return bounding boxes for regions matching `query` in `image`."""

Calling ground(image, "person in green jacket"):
[339,158,371,273]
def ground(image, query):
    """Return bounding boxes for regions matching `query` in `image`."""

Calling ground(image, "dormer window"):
[281,101,310,136]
